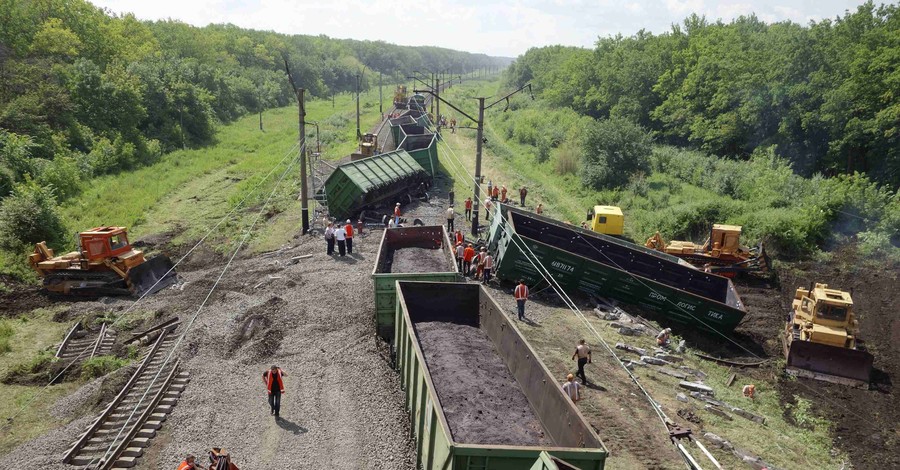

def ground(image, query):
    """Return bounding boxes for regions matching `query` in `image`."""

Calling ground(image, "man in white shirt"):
[562,373,582,403]
[446,206,455,232]
[324,223,335,255]
[334,223,346,257]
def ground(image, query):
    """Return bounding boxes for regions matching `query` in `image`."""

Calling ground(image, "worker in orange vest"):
[393,202,402,226]
[464,197,473,220]
[481,248,493,284]
[177,455,198,470]
[514,280,529,321]
[262,365,285,418]
[462,243,476,277]
[500,185,508,203]
[743,384,756,399]
[344,219,354,254]
[492,185,500,201]
[454,229,464,246]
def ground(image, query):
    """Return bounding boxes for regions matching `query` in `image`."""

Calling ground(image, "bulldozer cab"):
[359,133,378,158]
[79,227,133,261]
[709,224,742,254]
[588,206,624,236]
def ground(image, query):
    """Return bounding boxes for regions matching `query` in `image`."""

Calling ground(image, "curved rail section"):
[56,322,116,366]
[62,324,188,469]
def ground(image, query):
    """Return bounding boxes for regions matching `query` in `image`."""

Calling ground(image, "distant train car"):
[393,85,408,109]
[408,93,426,111]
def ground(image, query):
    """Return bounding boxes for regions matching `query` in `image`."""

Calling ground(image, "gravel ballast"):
[414,321,550,446]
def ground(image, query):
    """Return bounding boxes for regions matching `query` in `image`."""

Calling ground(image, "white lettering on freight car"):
[649,291,667,302]
[550,261,575,273]
[676,302,696,312]
[707,311,724,320]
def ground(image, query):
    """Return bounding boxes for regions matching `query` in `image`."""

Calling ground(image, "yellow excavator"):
[29,226,177,297]
[784,283,873,387]
[393,85,408,109]
[644,224,769,276]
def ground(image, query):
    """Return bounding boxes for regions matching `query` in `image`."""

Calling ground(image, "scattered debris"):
[676,393,689,403]
[618,326,643,336]
[641,356,674,366]
[615,343,647,356]
[689,392,728,408]
[704,432,781,470]
[726,372,736,387]
[657,367,689,379]
[730,407,766,424]
[594,307,620,321]
[678,366,707,379]
[704,404,733,421]
[694,353,767,368]
[654,353,683,363]
[290,254,313,264]
[679,381,715,395]
[677,408,702,424]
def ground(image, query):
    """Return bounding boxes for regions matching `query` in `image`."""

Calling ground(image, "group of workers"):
[177,448,238,470]
[323,219,358,257]
[455,242,494,284]
[483,180,529,207]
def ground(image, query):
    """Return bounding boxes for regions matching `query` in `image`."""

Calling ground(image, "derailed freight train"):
[486,204,747,333]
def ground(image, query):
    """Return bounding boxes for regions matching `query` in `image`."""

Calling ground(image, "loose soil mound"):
[414,321,549,446]
[385,247,447,273]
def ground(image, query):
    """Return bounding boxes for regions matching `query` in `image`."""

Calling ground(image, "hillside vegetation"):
[505,2,900,188]
[0,0,505,277]
[495,3,899,259]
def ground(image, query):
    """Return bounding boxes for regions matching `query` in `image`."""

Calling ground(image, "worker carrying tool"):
[656,328,672,347]
[572,339,592,386]
[262,365,285,418]
[177,455,199,470]
[743,384,756,399]
[562,373,582,403]
[514,280,529,321]
[344,220,354,254]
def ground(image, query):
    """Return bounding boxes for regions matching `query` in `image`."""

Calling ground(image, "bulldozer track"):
[56,322,116,368]
[62,324,188,469]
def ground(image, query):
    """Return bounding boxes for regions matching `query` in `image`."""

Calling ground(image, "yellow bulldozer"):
[29,226,177,297]
[644,224,769,276]
[393,85,408,109]
[784,283,873,387]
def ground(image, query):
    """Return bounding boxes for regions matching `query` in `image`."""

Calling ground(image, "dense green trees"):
[0,0,505,250]
[580,118,652,189]
[505,2,900,188]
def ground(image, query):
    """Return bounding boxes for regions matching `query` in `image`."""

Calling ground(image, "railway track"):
[63,323,188,469]
[56,322,116,366]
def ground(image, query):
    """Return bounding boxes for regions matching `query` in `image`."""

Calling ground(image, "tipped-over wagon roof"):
[329,149,426,193]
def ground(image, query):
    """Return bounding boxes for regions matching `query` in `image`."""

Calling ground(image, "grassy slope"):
[434,79,841,469]
[0,307,79,455]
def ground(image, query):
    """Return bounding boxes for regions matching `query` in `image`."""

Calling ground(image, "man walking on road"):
[446,206,455,232]
[334,223,346,257]
[262,365,285,418]
[344,219,354,254]
[464,197,473,221]
[514,280,529,321]
[562,374,582,403]
[572,339,592,385]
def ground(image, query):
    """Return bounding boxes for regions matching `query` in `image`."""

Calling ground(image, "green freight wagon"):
[372,226,460,341]
[399,132,438,177]
[487,204,747,333]
[394,281,608,470]
[389,115,417,147]
[319,150,430,220]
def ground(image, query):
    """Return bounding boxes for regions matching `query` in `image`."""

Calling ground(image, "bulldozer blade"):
[127,255,177,297]
[786,340,873,388]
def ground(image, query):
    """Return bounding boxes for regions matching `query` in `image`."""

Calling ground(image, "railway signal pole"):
[413,83,532,236]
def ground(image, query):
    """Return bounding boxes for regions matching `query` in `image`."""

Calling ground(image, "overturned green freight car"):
[487,204,747,333]
[372,225,460,341]
[316,149,430,220]
[394,281,608,470]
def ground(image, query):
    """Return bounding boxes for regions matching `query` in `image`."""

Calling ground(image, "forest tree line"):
[504,2,899,188]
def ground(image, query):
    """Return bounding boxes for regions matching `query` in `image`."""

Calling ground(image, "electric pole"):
[379,72,383,115]
[356,73,361,139]
[285,57,309,234]
[472,97,485,234]
[435,77,441,135]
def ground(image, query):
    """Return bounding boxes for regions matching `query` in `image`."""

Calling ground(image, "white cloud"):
[90,0,872,57]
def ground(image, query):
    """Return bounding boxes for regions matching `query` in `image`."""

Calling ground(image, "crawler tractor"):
[784,283,873,387]
[29,226,177,297]
[393,85,408,109]
[645,224,769,276]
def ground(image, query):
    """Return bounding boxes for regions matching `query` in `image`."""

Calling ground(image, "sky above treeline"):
[91,0,874,57]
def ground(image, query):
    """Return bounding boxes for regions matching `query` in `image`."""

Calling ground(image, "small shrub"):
[0,320,14,354]
[553,142,580,175]
[580,117,652,189]
[80,355,130,380]
[0,179,66,250]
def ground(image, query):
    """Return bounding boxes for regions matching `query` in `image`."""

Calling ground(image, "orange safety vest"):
[514,284,529,300]
[455,232,464,244]
[264,369,285,394]
[177,461,193,470]
[345,224,353,238]
[492,186,499,197]
[465,199,472,209]
[394,206,401,216]
[463,247,476,262]
[501,188,507,198]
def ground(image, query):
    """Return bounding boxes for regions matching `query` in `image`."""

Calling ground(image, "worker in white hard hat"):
[394,203,402,226]
[657,328,672,347]
[344,219,354,254]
